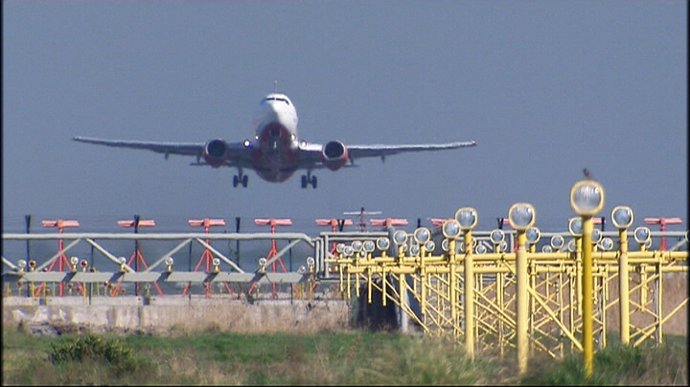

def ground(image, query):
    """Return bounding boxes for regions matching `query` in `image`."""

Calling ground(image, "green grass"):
[518,335,688,386]
[2,326,687,385]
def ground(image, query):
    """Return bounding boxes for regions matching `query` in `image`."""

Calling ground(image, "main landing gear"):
[301,171,317,189]
[233,170,248,188]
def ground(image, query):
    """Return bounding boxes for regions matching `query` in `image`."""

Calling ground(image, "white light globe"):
[611,206,634,229]
[509,203,535,230]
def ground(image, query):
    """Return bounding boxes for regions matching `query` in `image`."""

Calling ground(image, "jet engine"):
[322,140,349,171]
[203,139,229,167]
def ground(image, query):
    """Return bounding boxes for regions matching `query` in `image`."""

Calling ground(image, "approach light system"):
[599,237,614,251]
[526,227,541,245]
[611,206,634,229]
[17,259,26,269]
[351,240,363,253]
[566,239,576,252]
[413,227,431,244]
[393,230,408,246]
[343,245,355,257]
[376,237,390,251]
[570,180,605,216]
[591,228,602,244]
[568,217,583,237]
[441,239,463,254]
[633,226,651,244]
[455,207,478,230]
[508,203,536,230]
[475,244,487,254]
[409,244,420,257]
[499,240,509,252]
[258,257,267,267]
[336,243,345,254]
[306,257,315,267]
[363,240,375,253]
[118,256,127,264]
[424,240,435,252]
[70,256,79,266]
[490,229,505,244]
[550,235,565,250]
[442,219,461,239]
[542,245,553,253]
[164,256,174,266]
[298,265,306,274]
[212,258,220,266]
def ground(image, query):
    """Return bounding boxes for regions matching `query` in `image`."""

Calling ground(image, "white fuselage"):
[250,93,301,182]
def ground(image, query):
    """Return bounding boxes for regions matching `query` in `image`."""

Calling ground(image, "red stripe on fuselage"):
[251,122,299,182]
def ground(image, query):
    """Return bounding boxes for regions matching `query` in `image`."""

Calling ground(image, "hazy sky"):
[3,1,687,234]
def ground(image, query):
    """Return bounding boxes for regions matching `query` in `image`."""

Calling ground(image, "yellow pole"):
[421,263,427,319]
[382,267,387,307]
[576,236,583,315]
[558,269,565,357]
[656,259,663,345]
[449,239,458,337]
[27,262,36,298]
[516,231,529,375]
[355,258,360,298]
[464,230,475,360]
[495,242,505,358]
[399,272,406,319]
[367,260,373,304]
[618,228,630,344]
[640,243,648,310]
[582,216,594,378]
[497,269,504,358]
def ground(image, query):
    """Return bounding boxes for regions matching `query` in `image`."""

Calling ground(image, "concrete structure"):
[3,296,351,336]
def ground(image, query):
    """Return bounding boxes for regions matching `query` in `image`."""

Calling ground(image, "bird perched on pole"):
[583,167,594,180]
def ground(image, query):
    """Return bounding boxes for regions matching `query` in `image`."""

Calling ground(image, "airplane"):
[73,92,477,189]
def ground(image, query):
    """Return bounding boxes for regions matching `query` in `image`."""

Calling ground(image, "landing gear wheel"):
[310,175,317,189]
[241,175,248,188]
[233,175,239,188]
[301,175,308,189]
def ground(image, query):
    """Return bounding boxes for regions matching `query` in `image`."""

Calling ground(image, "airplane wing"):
[346,141,477,159]
[73,136,204,156]
[297,140,477,168]
[72,136,252,166]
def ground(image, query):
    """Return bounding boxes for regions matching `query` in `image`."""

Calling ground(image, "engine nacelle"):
[203,139,229,168]
[322,140,349,171]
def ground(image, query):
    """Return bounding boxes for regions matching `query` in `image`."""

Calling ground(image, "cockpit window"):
[264,97,291,106]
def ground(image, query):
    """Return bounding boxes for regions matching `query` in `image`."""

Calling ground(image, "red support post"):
[114,218,164,297]
[645,217,683,251]
[40,219,80,297]
[183,218,228,298]
[251,218,292,298]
